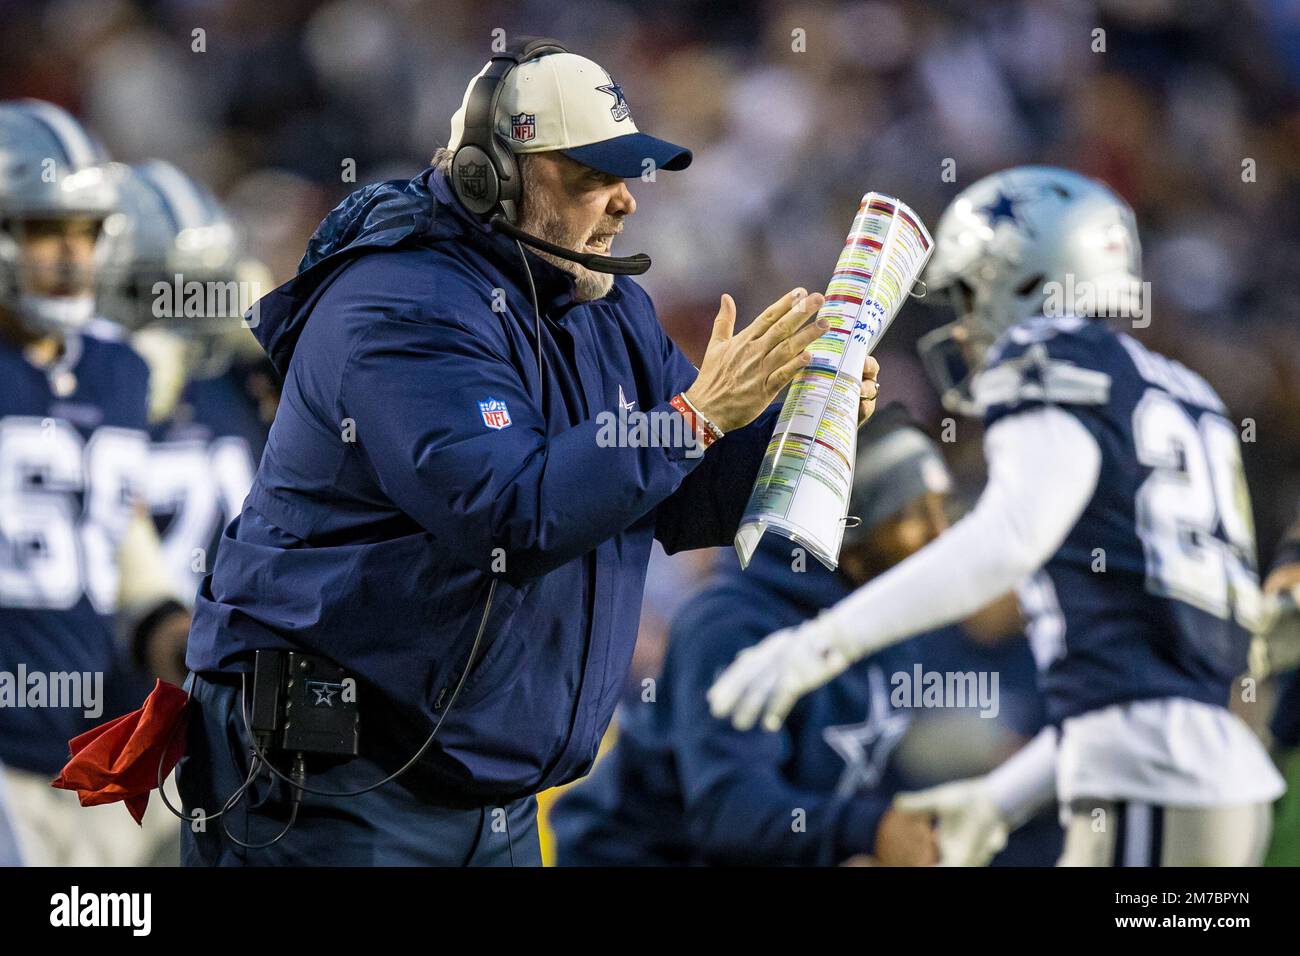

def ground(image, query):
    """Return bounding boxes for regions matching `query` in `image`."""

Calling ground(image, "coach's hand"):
[684,288,828,434]
[859,355,881,427]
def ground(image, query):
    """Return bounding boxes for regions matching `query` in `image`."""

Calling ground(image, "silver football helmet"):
[98,160,266,377]
[917,166,1143,415]
[0,99,117,335]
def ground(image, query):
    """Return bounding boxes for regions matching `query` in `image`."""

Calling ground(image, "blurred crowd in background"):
[4,0,1300,690]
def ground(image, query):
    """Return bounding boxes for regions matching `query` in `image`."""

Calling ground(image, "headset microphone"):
[488,214,650,276]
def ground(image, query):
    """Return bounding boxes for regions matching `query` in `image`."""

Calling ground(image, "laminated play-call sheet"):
[735,193,934,571]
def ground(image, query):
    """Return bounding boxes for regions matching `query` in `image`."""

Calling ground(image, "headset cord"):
[514,238,545,404]
[155,578,497,851]
[237,578,498,800]
[155,692,260,825]
[154,682,298,850]
[221,753,305,851]
[155,251,528,832]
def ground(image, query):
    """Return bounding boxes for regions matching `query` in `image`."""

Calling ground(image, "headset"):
[449,36,651,277]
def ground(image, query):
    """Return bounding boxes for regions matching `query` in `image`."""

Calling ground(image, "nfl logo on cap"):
[510,112,536,142]
[479,397,512,430]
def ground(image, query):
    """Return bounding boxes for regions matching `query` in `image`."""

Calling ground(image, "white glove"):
[892,778,1009,867]
[1251,586,1300,678]
[707,616,856,732]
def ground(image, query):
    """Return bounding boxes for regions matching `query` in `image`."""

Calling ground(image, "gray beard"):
[517,175,616,303]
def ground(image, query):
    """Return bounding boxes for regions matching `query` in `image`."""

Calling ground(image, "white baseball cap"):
[448,52,691,179]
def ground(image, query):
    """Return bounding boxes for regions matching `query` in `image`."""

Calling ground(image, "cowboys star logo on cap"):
[510,112,536,142]
[595,78,630,122]
[449,51,692,179]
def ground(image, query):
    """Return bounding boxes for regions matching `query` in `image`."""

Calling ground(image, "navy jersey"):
[0,330,150,775]
[975,315,1259,724]
[147,363,270,605]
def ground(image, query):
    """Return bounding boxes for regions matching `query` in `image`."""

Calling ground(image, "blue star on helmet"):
[596,79,631,122]
[980,190,1022,227]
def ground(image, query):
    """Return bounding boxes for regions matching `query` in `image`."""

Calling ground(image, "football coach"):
[176,37,881,865]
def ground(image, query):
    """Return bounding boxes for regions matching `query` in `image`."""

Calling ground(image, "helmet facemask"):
[918,269,1049,416]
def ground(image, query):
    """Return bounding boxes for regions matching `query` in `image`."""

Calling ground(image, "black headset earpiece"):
[450,36,569,224]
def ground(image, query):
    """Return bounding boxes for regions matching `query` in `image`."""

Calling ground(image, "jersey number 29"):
[1132,390,1260,628]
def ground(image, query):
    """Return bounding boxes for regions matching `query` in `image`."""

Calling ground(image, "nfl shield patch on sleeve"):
[479,397,512,430]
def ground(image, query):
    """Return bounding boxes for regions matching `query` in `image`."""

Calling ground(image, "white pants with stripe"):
[1059,799,1273,866]
[1053,698,1284,866]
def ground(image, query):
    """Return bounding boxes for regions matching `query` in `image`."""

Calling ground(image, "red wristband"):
[671,394,718,449]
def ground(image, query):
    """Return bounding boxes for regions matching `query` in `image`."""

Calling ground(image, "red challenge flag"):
[51,679,191,825]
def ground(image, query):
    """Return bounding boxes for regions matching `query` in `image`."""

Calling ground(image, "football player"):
[0,100,188,865]
[97,160,274,615]
[709,166,1284,866]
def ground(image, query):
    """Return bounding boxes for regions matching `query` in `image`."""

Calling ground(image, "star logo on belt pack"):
[596,77,631,122]
[306,680,342,707]
[510,112,536,143]
[479,396,512,430]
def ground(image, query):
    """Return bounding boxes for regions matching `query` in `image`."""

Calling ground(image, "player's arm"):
[117,505,191,685]
[709,405,1102,731]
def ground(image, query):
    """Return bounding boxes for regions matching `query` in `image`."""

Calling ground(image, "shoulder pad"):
[973,340,1111,412]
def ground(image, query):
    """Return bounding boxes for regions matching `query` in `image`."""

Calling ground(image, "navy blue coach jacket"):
[185,166,779,802]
